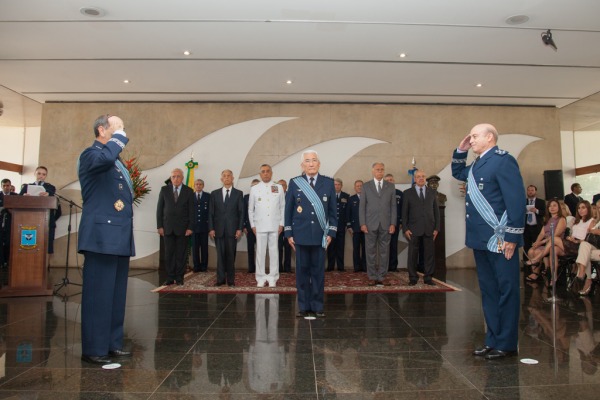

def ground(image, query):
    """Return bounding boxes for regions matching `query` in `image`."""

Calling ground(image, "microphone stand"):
[53,193,83,297]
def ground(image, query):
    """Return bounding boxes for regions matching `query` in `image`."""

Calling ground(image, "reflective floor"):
[0,268,599,399]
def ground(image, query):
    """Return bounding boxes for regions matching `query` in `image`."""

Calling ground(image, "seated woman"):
[574,199,600,296]
[564,201,595,256]
[525,199,567,282]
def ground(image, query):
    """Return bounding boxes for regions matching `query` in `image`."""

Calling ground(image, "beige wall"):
[41,102,561,268]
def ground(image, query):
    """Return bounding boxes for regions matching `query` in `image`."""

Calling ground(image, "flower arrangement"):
[123,156,151,206]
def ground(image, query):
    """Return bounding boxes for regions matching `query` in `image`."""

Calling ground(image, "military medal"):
[478,183,484,190]
[114,199,125,211]
[297,206,303,213]
[118,183,123,190]
[271,185,279,193]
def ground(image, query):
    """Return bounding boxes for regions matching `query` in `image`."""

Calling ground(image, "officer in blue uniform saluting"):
[452,123,525,360]
[284,150,337,319]
[78,114,135,365]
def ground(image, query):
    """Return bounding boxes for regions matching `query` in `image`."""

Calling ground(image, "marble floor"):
[0,268,599,399]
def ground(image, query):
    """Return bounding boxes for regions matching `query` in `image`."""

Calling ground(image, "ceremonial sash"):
[467,166,507,253]
[293,176,328,248]
[116,159,135,197]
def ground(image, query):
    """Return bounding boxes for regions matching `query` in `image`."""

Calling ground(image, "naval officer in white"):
[249,164,285,287]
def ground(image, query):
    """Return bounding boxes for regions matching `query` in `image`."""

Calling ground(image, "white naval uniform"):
[248,180,285,286]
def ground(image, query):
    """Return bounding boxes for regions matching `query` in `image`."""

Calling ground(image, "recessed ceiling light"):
[80,6,106,18]
[399,53,407,58]
[183,50,191,56]
[505,15,529,25]
[286,80,293,85]
[475,83,483,87]
[123,79,130,84]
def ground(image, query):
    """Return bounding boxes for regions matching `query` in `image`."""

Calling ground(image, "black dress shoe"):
[472,345,493,357]
[485,349,517,360]
[228,283,235,287]
[109,349,132,358]
[423,280,435,286]
[81,355,112,364]
[215,282,225,286]
[162,280,175,286]
[176,280,184,286]
[296,311,307,318]
[408,281,418,286]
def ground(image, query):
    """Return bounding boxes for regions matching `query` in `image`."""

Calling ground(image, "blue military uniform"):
[78,133,135,358]
[327,191,350,271]
[389,189,403,271]
[452,145,525,353]
[284,174,337,314]
[346,193,366,272]
[192,191,210,272]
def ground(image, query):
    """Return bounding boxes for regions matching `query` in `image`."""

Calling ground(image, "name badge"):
[118,183,123,191]
[323,196,328,202]
[478,183,484,190]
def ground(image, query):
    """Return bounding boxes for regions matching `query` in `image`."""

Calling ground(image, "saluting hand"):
[458,134,472,152]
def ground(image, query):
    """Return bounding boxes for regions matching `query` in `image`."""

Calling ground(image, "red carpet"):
[154,270,459,294]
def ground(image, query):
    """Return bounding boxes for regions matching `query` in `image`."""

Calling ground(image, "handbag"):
[585,232,600,248]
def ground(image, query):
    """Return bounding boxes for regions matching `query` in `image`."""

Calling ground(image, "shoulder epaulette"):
[495,149,508,156]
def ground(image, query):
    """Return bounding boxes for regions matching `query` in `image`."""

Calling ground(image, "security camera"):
[541,29,557,51]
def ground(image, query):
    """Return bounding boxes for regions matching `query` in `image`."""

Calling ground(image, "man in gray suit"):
[402,169,440,286]
[359,162,397,286]
[209,169,244,287]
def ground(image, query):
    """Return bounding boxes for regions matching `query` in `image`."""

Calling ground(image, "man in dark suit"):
[327,178,349,271]
[285,150,337,318]
[384,174,403,272]
[243,179,259,273]
[402,170,440,285]
[564,182,583,216]
[452,123,525,360]
[347,180,366,272]
[209,169,244,286]
[523,185,545,261]
[277,179,292,273]
[20,166,62,254]
[192,179,210,272]
[0,178,17,267]
[157,168,195,286]
[78,114,135,364]
[359,162,397,286]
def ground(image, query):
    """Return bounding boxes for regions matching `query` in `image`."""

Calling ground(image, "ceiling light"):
[183,50,191,56]
[505,15,529,25]
[123,79,130,84]
[286,80,293,85]
[541,29,557,51]
[399,53,407,58]
[475,83,483,88]
[79,6,106,18]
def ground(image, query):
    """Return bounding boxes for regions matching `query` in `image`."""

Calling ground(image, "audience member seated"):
[525,199,566,282]
[563,201,595,257]
[574,199,600,296]
[559,200,575,230]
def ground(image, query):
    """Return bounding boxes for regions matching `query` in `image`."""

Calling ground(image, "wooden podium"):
[1,196,56,297]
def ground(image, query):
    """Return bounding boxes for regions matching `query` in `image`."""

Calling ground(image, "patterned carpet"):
[154,270,459,294]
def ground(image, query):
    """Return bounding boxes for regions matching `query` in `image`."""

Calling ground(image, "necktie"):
[225,189,230,203]
[173,187,179,202]
[197,193,200,202]
[528,199,533,223]
[310,177,315,188]
[419,187,424,201]
[377,181,382,194]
